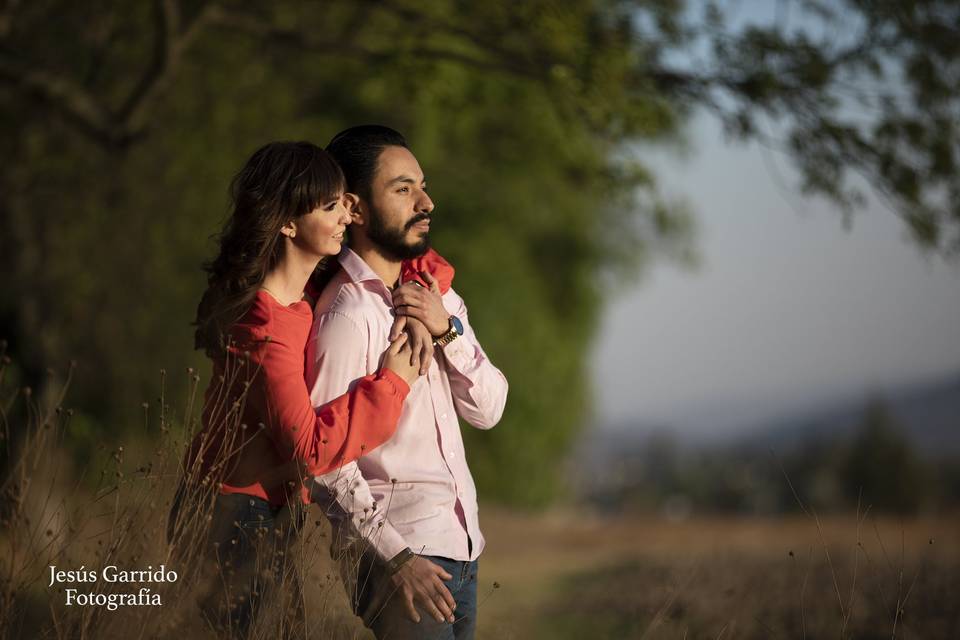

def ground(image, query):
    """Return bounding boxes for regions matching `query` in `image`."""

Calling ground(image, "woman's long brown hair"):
[193,141,345,358]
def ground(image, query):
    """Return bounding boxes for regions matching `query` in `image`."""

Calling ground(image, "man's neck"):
[351,241,403,289]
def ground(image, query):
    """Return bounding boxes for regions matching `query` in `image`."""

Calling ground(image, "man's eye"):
[398,187,409,194]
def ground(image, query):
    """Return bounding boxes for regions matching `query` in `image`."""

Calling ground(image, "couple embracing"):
[172,125,508,639]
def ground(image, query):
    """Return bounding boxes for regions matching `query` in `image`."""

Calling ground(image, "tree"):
[1,0,956,504]
[842,397,926,514]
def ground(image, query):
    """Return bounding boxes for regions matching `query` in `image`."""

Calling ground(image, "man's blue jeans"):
[354,553,479,640]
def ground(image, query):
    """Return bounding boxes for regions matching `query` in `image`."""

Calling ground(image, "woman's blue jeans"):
[168,487,304,638]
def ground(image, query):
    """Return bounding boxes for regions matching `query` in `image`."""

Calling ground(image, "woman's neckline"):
[257,288,310,311]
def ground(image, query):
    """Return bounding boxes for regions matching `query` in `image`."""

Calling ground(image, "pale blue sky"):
[591,113,960,435]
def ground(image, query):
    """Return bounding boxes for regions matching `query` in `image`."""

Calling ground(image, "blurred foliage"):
[840,398,928,513]
[1,0,957,506]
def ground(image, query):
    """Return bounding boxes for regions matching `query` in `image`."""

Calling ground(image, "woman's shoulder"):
[228,291,311,352]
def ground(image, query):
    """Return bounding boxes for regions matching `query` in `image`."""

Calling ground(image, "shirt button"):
[440,413,448,420]
[449,451,456,459]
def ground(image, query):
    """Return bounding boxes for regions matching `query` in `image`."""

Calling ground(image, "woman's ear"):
[343,192,365,226]
[280,219,297,239]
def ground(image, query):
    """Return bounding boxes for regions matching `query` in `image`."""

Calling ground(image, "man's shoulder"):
[441,286,467,313]
[314,272,382,325]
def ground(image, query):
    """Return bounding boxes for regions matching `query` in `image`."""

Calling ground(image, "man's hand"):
[389,556,457,624]
[389,315,434,375]
[392,272,449,336]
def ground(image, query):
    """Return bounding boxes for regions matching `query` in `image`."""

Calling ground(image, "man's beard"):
[366,203,431,261]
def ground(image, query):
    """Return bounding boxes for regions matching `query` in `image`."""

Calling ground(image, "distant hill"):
[579,370,960,469]
[572,371,960,512]
[734,372,960,457]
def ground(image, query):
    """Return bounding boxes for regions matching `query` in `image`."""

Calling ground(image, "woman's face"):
[292,192,353,258]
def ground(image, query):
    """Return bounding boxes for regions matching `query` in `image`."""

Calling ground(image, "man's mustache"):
[405,214,431,230]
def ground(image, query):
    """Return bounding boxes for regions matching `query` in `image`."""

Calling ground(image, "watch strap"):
[433,318,460,347]
[387,547,416,574]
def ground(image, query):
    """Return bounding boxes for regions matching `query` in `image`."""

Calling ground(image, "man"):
[306,125,508,639]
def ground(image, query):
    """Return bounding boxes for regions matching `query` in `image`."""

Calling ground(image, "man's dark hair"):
[326,125,408,199]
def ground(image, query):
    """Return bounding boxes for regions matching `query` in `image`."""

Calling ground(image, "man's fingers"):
[416,588,450,623]
[409,342,421,367]
[392,285,416,299]
[418,342,433,375]
[393,291,422,309]
[427,560,454,581]
[402,594,421,624]
[390,314,407,340]
[421,271,442,294]
[410,334,427,367]
[400,307,428,323]
[432,577,457,618]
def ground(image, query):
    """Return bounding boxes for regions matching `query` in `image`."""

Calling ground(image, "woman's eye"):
[323,201,338,211]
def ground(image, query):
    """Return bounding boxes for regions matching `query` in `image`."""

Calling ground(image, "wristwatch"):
[387,547,415,574]
[433,315,463,347]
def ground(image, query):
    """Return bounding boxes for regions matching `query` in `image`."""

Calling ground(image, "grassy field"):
[294,508,958,638]
[4,476,958,639]
[470,509,960,640]
[3,414,956,639]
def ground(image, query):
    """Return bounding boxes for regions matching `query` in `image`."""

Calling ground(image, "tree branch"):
[206,8,546,81]
[0,0,217,148]
[0,52,122,145]
[118,0,217,133]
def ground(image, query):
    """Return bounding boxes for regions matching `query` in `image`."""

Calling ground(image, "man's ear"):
[343,192,365,226]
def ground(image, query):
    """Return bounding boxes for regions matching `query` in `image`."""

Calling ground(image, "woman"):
[170,141,452,637]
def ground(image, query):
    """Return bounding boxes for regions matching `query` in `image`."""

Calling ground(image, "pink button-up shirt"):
[306,248,508,562]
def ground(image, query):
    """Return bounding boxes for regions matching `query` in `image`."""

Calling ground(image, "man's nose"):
[418,190,435,214]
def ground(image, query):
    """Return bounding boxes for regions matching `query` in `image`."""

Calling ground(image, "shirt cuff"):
[441,336,474,372]
[377,367,411,398]
[369,519,409,561]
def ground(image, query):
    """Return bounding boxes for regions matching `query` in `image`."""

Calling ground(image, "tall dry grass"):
[4,341,955,639]
[0,344,378,639]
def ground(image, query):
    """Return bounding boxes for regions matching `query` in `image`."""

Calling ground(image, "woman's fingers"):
[389,314,407,341]
[388,332,409,354]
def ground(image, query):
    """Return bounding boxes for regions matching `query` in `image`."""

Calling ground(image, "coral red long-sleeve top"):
[184,249,454,506]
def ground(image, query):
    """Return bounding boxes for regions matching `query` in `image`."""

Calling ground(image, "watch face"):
[451,315,464,335]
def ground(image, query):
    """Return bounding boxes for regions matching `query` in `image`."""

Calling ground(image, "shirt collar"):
[337,248,393,298]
